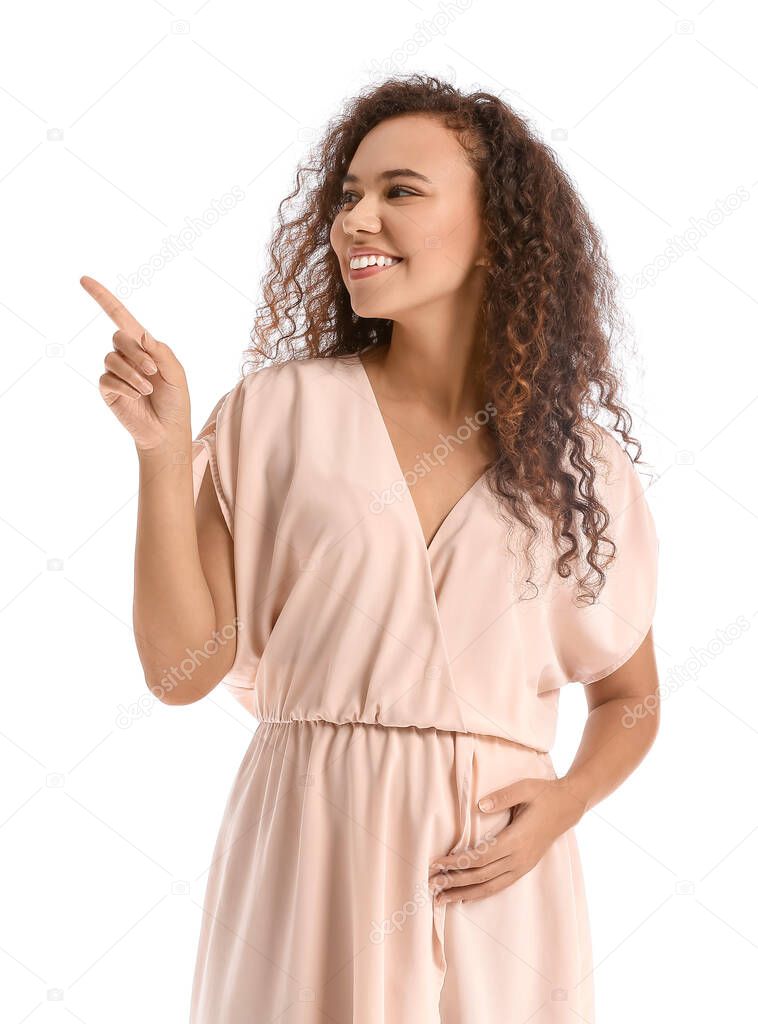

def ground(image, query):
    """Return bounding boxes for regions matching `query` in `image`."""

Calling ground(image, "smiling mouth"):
[348,258,404,280]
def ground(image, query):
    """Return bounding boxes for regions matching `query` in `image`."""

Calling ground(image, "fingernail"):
[141,360,158,375]
[478,798,494,811]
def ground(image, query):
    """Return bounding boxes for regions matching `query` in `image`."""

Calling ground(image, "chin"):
[350,297,397,319]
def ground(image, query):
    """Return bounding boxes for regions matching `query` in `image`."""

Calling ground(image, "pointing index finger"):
[79,275,146,340]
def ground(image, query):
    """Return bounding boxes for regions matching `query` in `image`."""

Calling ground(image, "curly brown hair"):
[242,73,650,605]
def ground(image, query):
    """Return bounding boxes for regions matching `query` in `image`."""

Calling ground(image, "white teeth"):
[349,254,401,270]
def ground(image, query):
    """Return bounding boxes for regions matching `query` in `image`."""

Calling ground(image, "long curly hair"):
[242,73,650,605]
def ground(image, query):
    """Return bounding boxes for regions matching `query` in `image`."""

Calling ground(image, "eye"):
[337,185,418,209]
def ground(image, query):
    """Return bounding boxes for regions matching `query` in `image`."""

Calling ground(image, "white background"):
[2,0,756,1020]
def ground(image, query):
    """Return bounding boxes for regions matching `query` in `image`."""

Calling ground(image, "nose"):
[342,198,381,237]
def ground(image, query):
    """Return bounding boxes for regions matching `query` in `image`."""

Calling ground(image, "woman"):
[81,75,659,1023]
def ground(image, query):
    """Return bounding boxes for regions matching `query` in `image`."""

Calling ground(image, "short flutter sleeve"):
[543,427,659,690]
[191,383,243,535]
[190,377,261,711]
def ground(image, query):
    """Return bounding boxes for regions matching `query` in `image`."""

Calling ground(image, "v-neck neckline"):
[352,349,489,556]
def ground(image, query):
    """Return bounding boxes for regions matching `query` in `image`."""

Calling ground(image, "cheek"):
[328,222,348,279]
[429,200,482,269]
[328,218,340,253]
[407,247,468,291]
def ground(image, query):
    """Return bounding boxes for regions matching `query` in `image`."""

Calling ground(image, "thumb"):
[137,328,186,387]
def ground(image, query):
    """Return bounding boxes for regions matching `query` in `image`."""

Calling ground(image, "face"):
[329,113,489,321]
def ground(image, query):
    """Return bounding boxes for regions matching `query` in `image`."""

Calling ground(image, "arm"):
[134,437,237,705]
[560,625,660,818]
[80,275,237,706]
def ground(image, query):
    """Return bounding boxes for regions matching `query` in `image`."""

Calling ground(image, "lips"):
[348,257,403,280]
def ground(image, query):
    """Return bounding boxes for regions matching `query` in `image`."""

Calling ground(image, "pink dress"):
[188,350,659,1023]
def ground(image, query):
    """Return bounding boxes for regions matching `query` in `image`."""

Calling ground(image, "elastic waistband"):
[257,716,546,754]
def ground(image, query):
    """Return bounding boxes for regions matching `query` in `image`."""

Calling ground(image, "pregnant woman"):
[81,75,660,1023]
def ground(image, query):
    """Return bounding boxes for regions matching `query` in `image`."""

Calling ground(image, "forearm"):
[133,435,222,699]
[560,695,660,818]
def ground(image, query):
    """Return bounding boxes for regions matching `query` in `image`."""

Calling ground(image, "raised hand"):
[79,275,192,451]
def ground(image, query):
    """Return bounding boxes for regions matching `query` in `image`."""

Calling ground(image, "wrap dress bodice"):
[191,350,659,751]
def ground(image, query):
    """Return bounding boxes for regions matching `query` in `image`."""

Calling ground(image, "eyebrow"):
[341,168,432,186]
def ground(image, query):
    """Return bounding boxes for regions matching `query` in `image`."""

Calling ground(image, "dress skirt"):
[190,719,595,1023]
